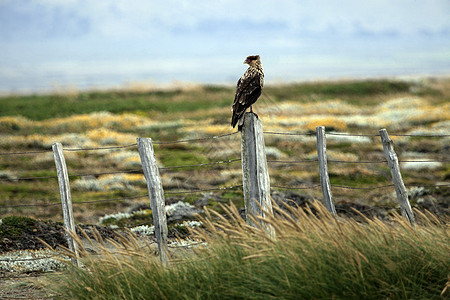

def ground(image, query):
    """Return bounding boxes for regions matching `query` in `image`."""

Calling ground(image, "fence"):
[1,112,449,264]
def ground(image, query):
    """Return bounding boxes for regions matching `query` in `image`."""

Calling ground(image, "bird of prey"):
[231,55,264,130]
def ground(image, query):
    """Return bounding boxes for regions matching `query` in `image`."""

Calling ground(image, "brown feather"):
[231,56,264,129]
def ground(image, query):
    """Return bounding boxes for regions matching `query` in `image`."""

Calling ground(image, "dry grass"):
[49,202,449,299]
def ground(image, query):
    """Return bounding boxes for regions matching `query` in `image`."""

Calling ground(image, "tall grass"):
[51,202,449,299]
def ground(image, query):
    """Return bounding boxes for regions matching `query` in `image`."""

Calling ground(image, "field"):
[0,78,449,298]
[1,78,449,224]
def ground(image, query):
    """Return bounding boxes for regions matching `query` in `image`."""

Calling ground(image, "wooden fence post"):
[240,112,275,237]
[379,129,415,224]
[52,142,79,266]
[137,138,169,263]
[316,126,337,215]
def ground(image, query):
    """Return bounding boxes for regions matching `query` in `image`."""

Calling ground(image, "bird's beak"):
[243,60,247,64]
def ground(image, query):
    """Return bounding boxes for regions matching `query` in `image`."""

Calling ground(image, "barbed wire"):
[326,132,380,137]
[153,131,239,145]
[397,159,449,163]
[327,132,450,137]
[1,180,448,210]
[0,132,239,157]
[0,129,447,157]
[1,127,448,211]
[388,133,450,137]
[68,169,143,178]
[164,185,243,195]
[0,169,143,182]
[160,159,241,170]
[272,184,321,190]
[268,159,448,165]
[0,149,52,156]
[1,185,244,209]
[1,156,447,183]
[331,184,395,190]
[0,194,148,208]
[264,131,314,136]
[268,159,318,164]
[268,159,387,165]
[264,131,450,138]
[0,159,242,182]
[0,174,58,182]
[332,183,450,190]
[64,143,137,151]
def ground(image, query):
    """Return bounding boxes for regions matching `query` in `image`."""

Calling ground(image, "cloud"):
[2,0,449,41]
[0,0,449,92]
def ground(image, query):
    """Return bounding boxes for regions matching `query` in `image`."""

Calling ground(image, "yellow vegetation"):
[41,112,154,131]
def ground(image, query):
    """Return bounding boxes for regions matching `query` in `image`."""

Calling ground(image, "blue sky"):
[1,0,449,93]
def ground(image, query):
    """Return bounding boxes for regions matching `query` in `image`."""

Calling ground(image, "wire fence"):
[1,129,448,210]
[2,157,449,183]
[0,127,448,266]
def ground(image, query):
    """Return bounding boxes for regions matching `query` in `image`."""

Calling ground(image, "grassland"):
[1,77,449,299]
[0,78,449,226]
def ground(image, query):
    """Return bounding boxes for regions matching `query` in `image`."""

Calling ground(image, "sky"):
[1,0,450,94]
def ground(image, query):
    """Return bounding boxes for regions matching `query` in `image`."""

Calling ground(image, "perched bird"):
[231,55,264,130]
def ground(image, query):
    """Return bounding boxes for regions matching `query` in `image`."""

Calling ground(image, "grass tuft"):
[49,202,449,299]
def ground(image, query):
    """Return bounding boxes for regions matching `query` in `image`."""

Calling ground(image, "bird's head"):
[243,55,261,66]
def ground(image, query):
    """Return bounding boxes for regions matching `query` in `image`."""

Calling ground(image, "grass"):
[49,202,449,299]
[0,78,448,224]
[0,88,234,121]
[0,79,420,121]
[0,215,37,237]
[263,79,415,105]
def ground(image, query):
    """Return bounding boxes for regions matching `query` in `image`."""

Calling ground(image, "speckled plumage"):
[231,55,264,129]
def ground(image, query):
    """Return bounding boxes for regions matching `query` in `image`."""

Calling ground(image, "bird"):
[231,55,264,130]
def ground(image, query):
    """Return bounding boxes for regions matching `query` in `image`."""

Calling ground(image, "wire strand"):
[164,185,243,195]
[331,184,395,190]
[263,131,314,136]
[152,131,239,144]
[0,149,52,156]
[64,144,137,151]
[272,184,321,190]
[268,159,318,164]
[160,159,241,170]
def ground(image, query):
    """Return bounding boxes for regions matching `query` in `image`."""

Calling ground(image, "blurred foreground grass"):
[49,202,449,299]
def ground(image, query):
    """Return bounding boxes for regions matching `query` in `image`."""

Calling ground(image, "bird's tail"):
[231,114,239,129]
[231,113,245,131]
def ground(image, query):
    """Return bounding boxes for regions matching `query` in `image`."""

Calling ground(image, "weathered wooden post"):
[137,138,169,263]
[240,112,275,237]
[52,142,79,266]
[316,126,337,215]
[379,129,415,224]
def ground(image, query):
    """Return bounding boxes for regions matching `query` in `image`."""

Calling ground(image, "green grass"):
[50,203,449,299]
[264,79,415,104]
[0,215,37,237]
[0,80,422,120]
[0,88,234,121]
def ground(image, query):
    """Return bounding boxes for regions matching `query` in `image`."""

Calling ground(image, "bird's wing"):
[231,69,262,127]
[233,69,261,108]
